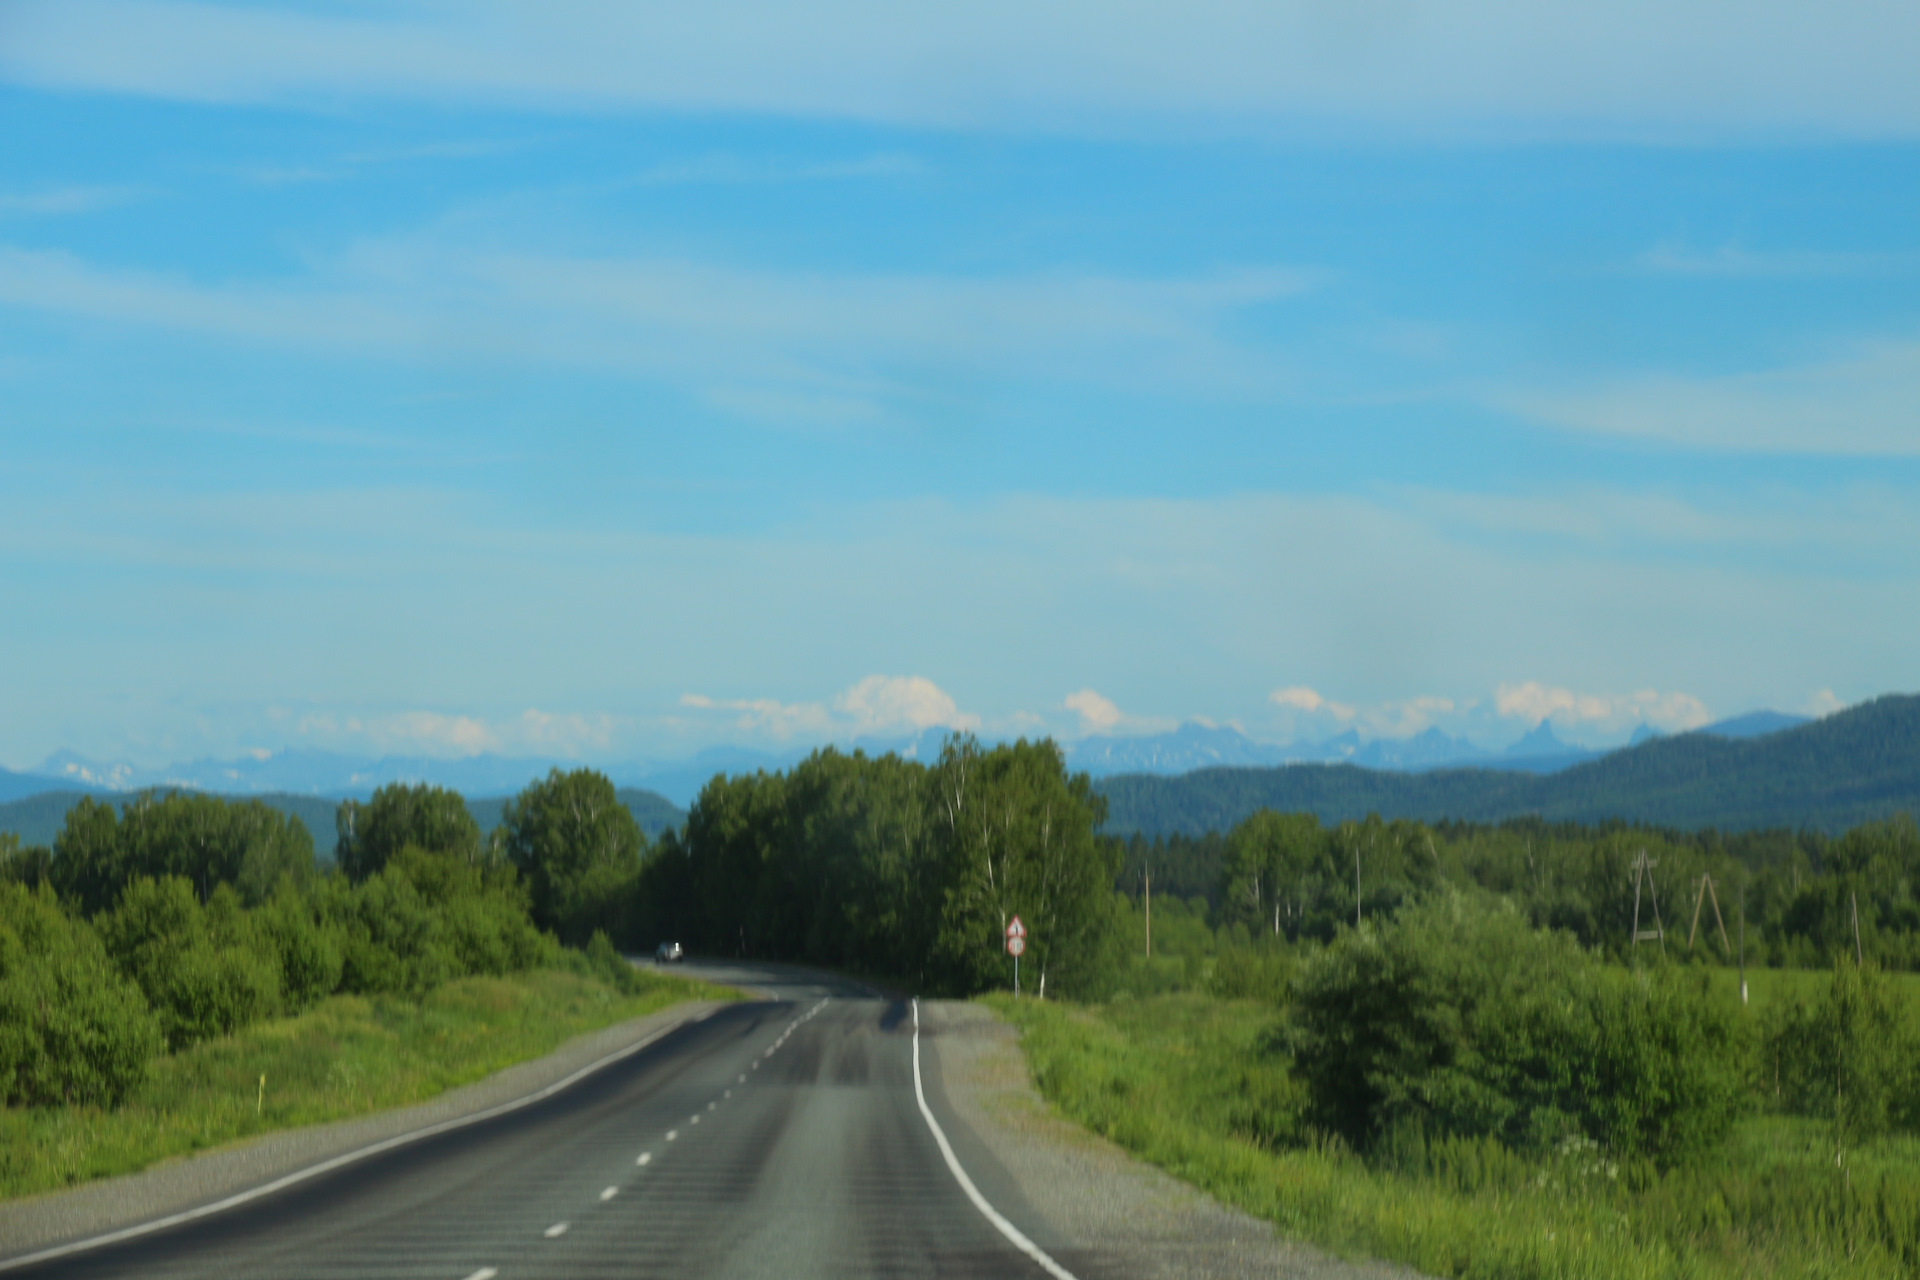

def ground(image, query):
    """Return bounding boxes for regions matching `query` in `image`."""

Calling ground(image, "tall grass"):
[989,992,1920,1279]
[0,965,721,1201]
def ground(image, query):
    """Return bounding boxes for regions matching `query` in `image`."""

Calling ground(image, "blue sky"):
[2,1,1917,769]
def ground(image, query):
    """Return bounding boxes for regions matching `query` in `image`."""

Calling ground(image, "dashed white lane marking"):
[724,1090,732,1098]
[690,1114,701,1125]
[738,1074,746,1083]
[911,999,1080,1280]
[600,1186,619,1202]
[544,1222,570,1239]
[0,1010,705,1275]
[708,1101,717,1111]
[666,1129,678,1141]
[637,1152,652,1166]
[461,1269,498,1280]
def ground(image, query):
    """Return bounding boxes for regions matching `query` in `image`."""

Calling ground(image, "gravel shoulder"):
[0,998,725,1259]
[922,999,1427,1280]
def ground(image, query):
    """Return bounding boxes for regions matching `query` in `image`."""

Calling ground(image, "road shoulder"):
[920,1000,1424,1280]
[0,998,725,1259]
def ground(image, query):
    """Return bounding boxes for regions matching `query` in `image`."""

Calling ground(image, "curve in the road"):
[4,970,1084,1280]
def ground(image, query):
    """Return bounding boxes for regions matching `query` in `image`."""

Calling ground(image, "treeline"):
[1193,810,1920,970]
[0,770,659,1111]
[630,737,1117,997]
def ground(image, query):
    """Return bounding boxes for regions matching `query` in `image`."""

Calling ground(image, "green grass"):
[0,966,728,1202]
[988,991,1920,1280]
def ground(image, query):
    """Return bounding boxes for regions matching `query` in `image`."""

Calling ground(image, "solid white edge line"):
[911,999,1079,1280]
[0,1006,713,1273]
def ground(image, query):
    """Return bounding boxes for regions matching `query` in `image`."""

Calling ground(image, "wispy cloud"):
[0,241,1314,424]
[1500,337,1920,456]
[1494,681,1709,733]
[632,152,926,187]
[294,708,617,757]
[2,1,1916,141]
[1635,242,1920,279]
[1063,689,1175,738]
[0,184,146,215]
[681,675,978,742]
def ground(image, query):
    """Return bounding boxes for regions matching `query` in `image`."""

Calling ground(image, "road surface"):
[2,963,1101,1280]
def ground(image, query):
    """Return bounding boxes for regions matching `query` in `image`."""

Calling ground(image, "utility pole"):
[1630,850,1665,958]
[1738,882,1748,1005]
[1143,863,1152,959]
[1355,841,1362,928]
[1851,890,1863,965]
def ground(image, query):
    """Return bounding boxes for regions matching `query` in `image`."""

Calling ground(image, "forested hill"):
[1098,693,1920,837]
[0,786,686,850]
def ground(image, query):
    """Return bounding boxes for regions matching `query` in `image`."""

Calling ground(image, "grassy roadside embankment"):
[0,965,727,1202]
[988,988,1920,1280]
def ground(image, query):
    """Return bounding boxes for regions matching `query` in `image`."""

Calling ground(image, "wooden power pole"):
[1630,850,1665,957]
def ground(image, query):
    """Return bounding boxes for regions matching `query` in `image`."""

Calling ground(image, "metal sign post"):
[1006,915,1027,995]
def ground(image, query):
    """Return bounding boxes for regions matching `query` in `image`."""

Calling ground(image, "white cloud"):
[833,675,978,734]
[1495,682,1710,733]
[1064,689,1125,735]
[677,693,833,739]
[1270,686,1356,720]
[680,675,976,743]
[2,1,1916,142]
[1803,689,1848,718]
[1503,338,1920,457]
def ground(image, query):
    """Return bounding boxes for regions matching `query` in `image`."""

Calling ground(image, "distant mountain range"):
[0,704,1825,844]
[1095,697,1903,837]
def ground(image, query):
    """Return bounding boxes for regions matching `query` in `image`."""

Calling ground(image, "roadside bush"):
[1760,954,1920,1146]
[255,884,346,1011]
[0,882,161,1106]
[333,866,454,995]
[579,929,645,995]
[1208,944,1293,1002]
[1284,892,1746,1166]
[98,878,282,1050]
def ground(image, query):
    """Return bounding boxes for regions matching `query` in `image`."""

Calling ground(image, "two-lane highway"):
[5,966,1095,1280]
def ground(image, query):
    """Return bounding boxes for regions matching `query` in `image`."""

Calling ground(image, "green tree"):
[502,769,643,945]
[929,737,1116,998]
[1219,810,1324,938]
[336,783,483,882]
[0,882,161,1107]
[53,792,313,914]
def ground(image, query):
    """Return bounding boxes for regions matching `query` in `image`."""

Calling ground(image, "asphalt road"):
[4,963,1096,1280]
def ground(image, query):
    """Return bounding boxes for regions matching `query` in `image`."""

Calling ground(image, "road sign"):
[1006,916,1026,940]
[1006,935,1025,957]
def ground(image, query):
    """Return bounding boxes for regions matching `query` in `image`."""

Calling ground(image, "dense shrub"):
[98,878,282,1050]
[255,884,346,1011]
[1760,955,1920,1147]
[0,883,161,1106]
[1284,893,1747,1165]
